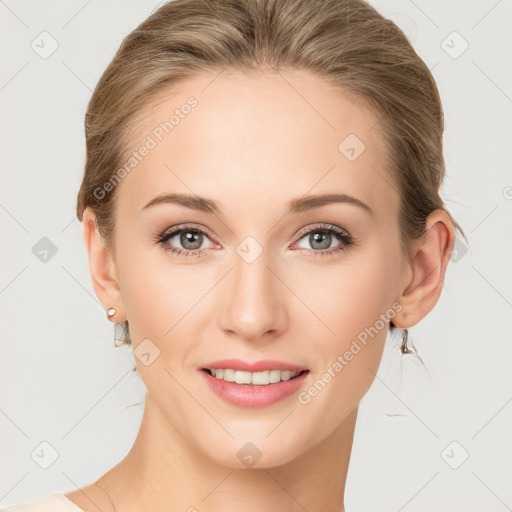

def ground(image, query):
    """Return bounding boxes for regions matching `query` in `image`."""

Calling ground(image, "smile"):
[199,359,310,408]
[203,368,307,385]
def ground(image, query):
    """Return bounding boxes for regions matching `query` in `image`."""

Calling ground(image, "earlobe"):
[82,207,125,322]
[392,209,456,329]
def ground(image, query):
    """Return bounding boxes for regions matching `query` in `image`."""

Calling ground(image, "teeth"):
[209,368,301,385]
[235,370,252,384]
[223,369,236,382]
[269,369,281,383]
[281,370,293,381]
[252,371,271,385]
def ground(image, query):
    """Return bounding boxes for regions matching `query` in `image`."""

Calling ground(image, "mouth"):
[201,367,310,386]
[199,358,310,407]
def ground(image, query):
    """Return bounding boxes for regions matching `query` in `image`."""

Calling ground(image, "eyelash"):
[155,222,355,259]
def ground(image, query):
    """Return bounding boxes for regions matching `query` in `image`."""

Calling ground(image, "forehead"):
[116,69,398,221]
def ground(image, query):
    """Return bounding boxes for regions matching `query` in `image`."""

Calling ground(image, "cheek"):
[115,243,215,359]
[295,266,391,438]
[113,240,177,342]
[300,254,395,341]
[295,252,396,398]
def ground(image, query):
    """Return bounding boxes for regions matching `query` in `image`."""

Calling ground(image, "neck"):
[97,393,358,512]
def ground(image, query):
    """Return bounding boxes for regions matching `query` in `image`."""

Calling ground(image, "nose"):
[219,246,288,343]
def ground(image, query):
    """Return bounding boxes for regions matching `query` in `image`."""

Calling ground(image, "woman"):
[2,0,464,510]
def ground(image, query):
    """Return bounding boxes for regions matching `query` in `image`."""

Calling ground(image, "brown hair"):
[76,0,466,355]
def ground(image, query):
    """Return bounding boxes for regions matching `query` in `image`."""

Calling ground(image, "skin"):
[66,69,455,512]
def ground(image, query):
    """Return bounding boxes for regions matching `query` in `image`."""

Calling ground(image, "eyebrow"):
[140,192,373,216]
[287,193,373,216]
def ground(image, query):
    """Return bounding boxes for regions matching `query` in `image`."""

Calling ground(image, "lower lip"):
[200,370,310,408]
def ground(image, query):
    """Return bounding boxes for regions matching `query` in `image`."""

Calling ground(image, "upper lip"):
[201,358,308,373]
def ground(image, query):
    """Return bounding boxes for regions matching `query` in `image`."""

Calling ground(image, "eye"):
[155,222,355,259]
[156,223,216,257]
[293,223,354,258]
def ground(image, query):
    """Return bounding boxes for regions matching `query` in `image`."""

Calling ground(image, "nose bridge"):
[219,237,286,340]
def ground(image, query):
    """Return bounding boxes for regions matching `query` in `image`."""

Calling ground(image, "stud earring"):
[106,307,117,320]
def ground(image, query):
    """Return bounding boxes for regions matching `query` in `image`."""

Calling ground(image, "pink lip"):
[201,358,307,373]
[199,359,310,408]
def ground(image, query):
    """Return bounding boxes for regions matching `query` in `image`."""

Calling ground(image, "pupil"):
[181,230,202,250]
[311,232,330,250]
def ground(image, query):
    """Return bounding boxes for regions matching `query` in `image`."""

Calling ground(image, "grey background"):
[1,1,511,510]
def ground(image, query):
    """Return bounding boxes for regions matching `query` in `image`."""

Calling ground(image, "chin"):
[191,423,313,470]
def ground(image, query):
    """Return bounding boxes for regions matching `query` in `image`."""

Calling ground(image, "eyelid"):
[159,223,216,241]
[292,223,352,244]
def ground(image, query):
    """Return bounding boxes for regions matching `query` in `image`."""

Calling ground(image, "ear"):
[392,209,456,328]
[82,207,126,322]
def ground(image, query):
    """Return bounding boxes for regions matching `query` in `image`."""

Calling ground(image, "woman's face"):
[108,69,409,467]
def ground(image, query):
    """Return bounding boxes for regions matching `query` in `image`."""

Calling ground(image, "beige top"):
[1,492,352,511]
[0,493,85,512]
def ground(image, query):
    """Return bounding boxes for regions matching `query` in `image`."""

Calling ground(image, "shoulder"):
[0,492,85,512]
